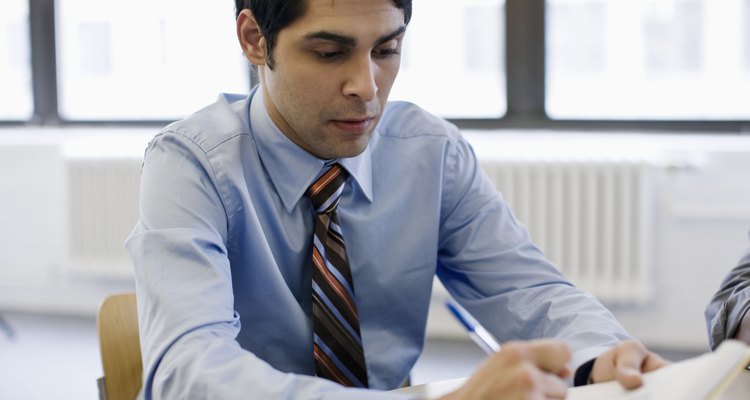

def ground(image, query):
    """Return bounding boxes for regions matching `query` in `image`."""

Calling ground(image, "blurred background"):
[1,0,749,398]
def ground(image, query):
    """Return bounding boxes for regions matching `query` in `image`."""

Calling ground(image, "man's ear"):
[237,9,267,65]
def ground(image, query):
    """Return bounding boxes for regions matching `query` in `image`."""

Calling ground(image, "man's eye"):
[373,48,400,59]
[315,50,345,60]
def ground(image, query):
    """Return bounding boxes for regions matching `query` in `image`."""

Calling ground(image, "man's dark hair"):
[234,0,412,69]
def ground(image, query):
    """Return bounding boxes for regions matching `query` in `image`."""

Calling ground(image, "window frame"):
[9,0,750,132]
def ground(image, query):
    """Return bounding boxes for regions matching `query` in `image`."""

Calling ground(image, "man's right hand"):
[439,339,571,400]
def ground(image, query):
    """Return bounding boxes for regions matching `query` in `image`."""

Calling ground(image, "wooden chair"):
[97,292,143,400]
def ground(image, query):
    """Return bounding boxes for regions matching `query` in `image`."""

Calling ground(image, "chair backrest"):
[97,292,143,400]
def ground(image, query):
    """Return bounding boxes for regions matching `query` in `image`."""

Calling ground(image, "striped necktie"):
[308,164,368,388]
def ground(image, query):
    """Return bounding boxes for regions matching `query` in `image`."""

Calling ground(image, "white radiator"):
[480,157,656,304]
[64,154,657,304]
[66,157,142,279]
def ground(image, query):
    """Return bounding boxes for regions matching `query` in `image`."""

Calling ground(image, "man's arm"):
[435,133,665,388]
[706,247,750,349]
[735,308,750,343]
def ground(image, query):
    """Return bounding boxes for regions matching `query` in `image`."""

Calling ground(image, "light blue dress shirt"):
[127,88,632,399]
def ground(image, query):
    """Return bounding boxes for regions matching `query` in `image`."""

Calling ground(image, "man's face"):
[258,0,406,159]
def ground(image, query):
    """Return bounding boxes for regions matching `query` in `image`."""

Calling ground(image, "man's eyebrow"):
[375,25,407,46]
[304,31,357,47]
[303,25,407,47]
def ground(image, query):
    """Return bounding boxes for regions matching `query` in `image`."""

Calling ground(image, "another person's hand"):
[439,339,571,400]
[733,311,750,344]
[590,340,668,389]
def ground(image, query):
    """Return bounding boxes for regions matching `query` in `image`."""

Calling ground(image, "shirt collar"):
[246,89,373,213]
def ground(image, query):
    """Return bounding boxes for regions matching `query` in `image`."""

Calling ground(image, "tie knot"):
[308,164,349,214]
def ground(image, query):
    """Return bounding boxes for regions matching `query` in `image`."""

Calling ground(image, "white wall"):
[0,129,150,315]
[1,127,749,352]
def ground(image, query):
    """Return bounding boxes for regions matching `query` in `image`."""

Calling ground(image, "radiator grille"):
[67,157,142,278]
[480,157,656,304]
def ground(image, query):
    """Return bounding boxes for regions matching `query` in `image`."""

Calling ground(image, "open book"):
[394,340,750,399]
[569,339,750,399]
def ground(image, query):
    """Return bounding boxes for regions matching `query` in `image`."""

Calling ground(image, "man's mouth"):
[330,117,375,133]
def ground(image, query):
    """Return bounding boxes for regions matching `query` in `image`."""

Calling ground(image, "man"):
[127,0,665,398]
[706,247,750,348]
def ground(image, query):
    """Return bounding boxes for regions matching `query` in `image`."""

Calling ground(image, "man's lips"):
[330,117,375,133]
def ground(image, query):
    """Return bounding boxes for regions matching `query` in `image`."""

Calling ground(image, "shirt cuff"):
[574,358,596,387]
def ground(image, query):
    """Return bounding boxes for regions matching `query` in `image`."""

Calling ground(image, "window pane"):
[56,0,249,120]
[547,0,750,120]
[389,0,506,119]
[0,0,32,120]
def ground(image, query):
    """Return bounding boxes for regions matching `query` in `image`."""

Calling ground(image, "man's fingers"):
[612,341,651,389]
[642,352,669,373]
[540,371,569,399]
[518,339,572,377]
[444,339,572,400]
[614,366,643,390]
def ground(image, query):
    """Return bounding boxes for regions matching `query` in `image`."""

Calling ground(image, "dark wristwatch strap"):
[574,358,596,386]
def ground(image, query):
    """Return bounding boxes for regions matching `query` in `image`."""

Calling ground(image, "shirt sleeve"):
[705,246,750,350]
[435,133,633,373]
[127,132,416,400]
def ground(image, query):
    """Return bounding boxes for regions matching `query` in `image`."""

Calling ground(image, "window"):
[55,0,249,120]
[389,0,506,118]
[547,0,750,120]
[0,0,33,120]
[7,0,749,129]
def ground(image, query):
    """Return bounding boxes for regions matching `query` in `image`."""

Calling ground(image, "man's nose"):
[342,56,377,102]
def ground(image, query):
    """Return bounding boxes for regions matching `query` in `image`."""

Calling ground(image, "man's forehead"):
[303,0,403,20]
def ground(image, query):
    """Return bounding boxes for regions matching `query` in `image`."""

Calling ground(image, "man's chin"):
[334,144,369,159]
[323,137,371,160]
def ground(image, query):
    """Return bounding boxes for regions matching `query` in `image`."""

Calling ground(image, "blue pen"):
[445,299,501,354]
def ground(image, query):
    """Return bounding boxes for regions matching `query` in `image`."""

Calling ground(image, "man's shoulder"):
[158,93,250,152]
[378,101,460,141]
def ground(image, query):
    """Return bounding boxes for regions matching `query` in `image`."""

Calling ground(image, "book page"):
[719,369,750,400]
